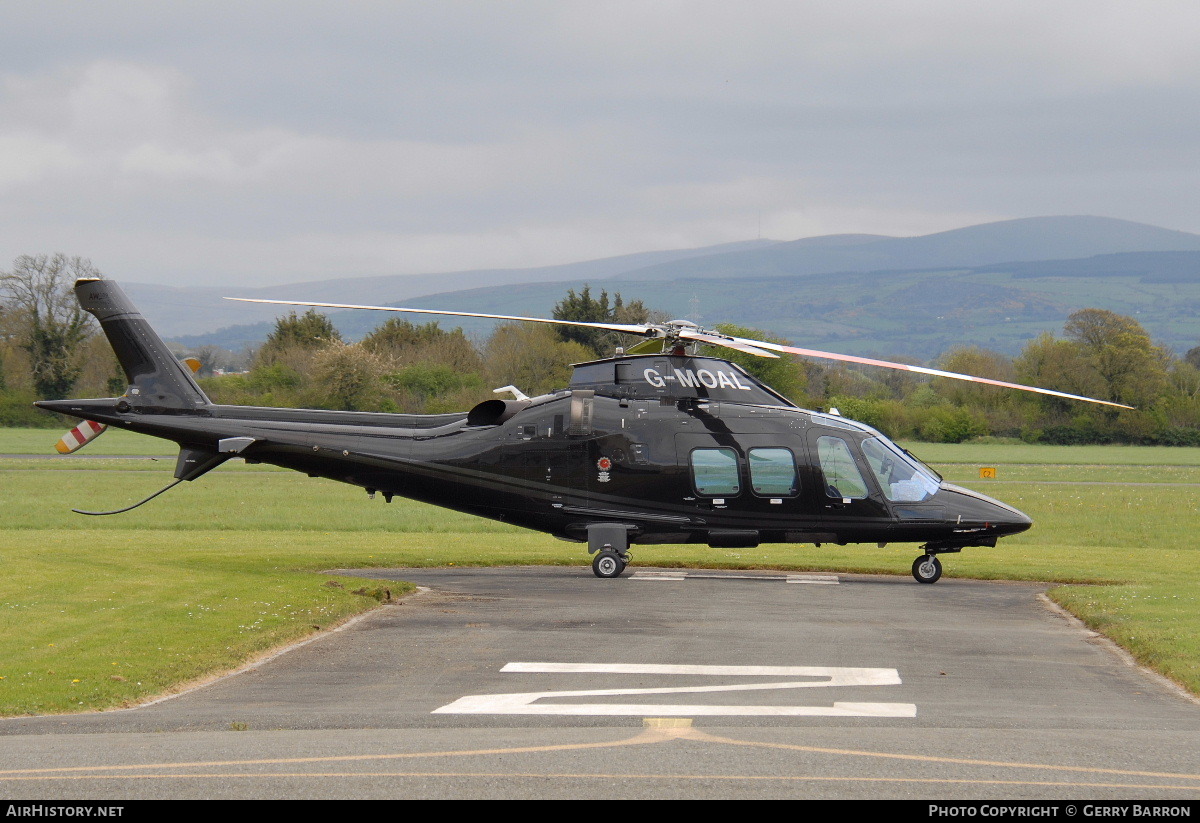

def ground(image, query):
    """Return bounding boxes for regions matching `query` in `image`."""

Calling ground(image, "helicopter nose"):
[992,504,1033,536]
[940,483,1032,536]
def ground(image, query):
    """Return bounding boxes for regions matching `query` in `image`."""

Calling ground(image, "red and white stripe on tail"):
[55,420,108,454]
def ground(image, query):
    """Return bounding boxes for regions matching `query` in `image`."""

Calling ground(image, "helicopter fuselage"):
[37,279,1031,582]
[45,353,1032,554]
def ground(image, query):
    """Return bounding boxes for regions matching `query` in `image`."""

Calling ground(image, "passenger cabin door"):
[674,433,807,515]
[675,434,741,512]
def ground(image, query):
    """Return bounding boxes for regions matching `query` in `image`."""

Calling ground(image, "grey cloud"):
[2,1,1199,286]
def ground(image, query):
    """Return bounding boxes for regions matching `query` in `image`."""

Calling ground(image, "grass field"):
[0,426,174,456]
[2,427,1199,715]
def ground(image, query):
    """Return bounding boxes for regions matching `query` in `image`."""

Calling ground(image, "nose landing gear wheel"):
[592,550,627,578]
[912,554,942,584]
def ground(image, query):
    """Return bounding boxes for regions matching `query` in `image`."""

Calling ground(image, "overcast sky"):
[2,1,1199,287]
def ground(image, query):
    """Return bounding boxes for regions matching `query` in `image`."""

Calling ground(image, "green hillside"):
[297,252,1200,361]
[170,215,1200,361]
[612,215,1200,282]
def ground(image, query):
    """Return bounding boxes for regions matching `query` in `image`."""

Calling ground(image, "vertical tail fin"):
[75,278,211,409]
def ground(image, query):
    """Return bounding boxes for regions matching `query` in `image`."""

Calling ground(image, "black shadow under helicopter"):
[37,278,1130,583]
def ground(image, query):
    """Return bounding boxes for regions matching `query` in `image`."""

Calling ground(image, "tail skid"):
[38,279,227,515]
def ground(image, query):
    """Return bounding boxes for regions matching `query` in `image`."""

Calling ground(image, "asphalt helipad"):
[1,567,1198,799]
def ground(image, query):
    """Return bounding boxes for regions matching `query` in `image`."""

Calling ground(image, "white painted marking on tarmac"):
[501,663,893,681]
[432,662,915,717]
[628,571,839,584]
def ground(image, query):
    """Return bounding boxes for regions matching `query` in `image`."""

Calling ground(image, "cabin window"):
[816,436,868,499]
[860,437,939,503]
[748,448,799,497]
[690,448,741,496]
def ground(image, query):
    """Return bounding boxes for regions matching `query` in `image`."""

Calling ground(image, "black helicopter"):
[37,278,1130,583]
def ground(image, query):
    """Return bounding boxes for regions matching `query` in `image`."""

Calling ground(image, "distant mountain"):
[976,250,1200,282]
[163,215,1200,359]
[125,239,779,336]
[139,216,1200,339]
[783,233,893,248]
[178,248,1200,362]
[610,216,1200,282]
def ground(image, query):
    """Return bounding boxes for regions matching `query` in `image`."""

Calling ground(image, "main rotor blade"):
[727,336,1135,409]
[226,297,1128,408]
[678,329,780,358]
[225,298,653,336]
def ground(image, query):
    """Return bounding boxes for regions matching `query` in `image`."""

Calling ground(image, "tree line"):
[721,308,1200,446]
[3,255,1200,445]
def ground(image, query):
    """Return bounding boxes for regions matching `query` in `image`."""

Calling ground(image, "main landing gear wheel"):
[592,550,627,579]
[912,554,942,584]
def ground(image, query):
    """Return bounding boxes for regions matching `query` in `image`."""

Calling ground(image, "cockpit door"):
[806,429,892,523]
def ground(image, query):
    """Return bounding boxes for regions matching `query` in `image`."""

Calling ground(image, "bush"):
[1148,426,1200,447]
[309,343,388,412]
[248,364,302,392]
[385,364,482,399]
[826,396,917,439]
[1039,421,1104,445]
[918,406,989,443]
[0,390,58,427]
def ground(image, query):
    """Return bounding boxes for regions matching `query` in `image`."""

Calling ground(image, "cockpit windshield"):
[860,436,941,503]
